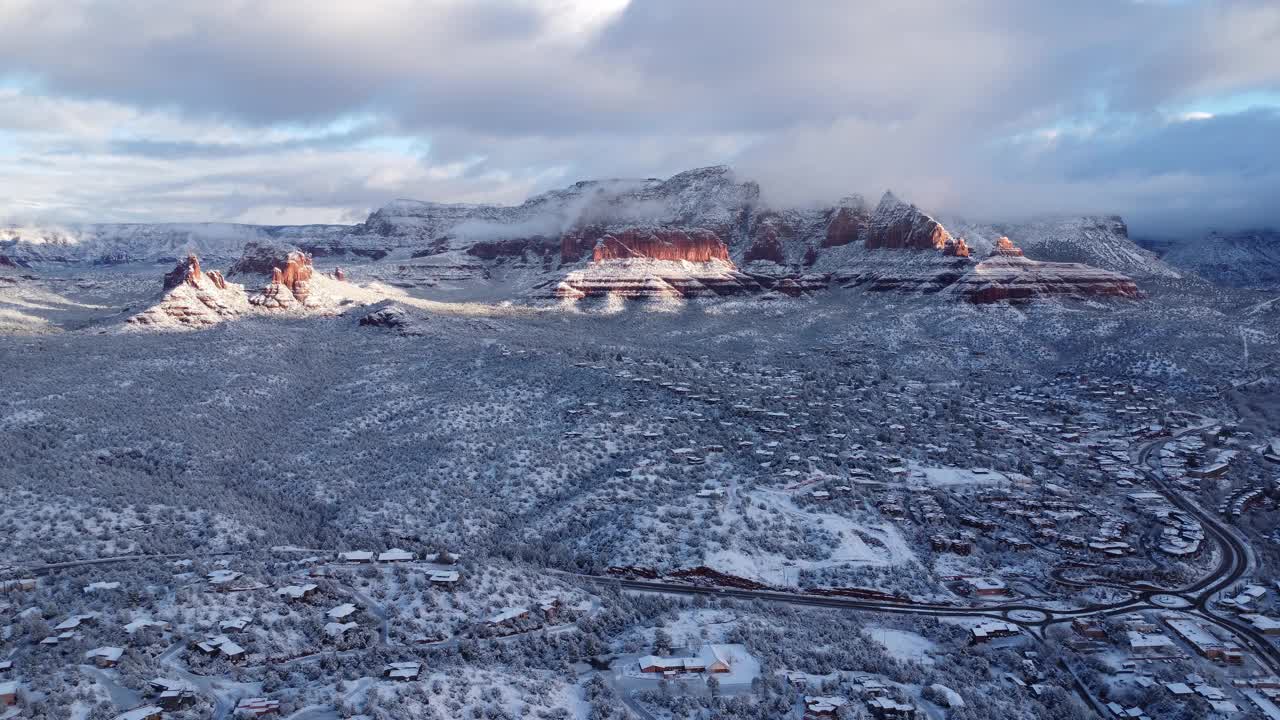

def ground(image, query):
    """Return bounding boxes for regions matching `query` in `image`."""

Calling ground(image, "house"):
[965,577,1008,597]
[111,707,162,720]
[971,621,1021,643]
[207,569,243,589]
[220,616,253,633]
[638,645,734,675]
[158,690,198,711]
[339,551,374,563]
[194,635,246,661]
[378,548,414,563]
[1187,462,1229,479]
[234,698,281,717]
[384,662,422,680]
[804,696,849,717]
[326,603,358,620]
[1072,618,1108,641]
[83,581,121,594]
[428,570,460,587]
[324,622,359,638]
[486,607,529,627]
[0,681,17,707]
[276,583,318,601]
[124,618,170,635]
[149,680,199,710]
[54,614,96,632]
[866,696,918,720]
[86,646,125,668]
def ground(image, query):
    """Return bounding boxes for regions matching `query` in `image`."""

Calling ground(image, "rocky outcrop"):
[250,275,300,309]
[359,304,410,329]
[743,216,788,264]
[230,242,319,307]
[0,254,21,268]
[466,238,554,260]
[822,200,870,248]
[991,236,1023,256]
[162,253,206,290]
[942,237,971,258]
[128,255,249,328]
[866,192,953,251]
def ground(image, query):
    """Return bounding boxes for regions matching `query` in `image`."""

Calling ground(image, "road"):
[575,417,1280,677]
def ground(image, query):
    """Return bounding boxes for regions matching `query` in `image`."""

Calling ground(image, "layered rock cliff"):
[957,239,1140,303]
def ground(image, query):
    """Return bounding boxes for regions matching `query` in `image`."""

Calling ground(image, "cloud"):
[0,0,1276,234]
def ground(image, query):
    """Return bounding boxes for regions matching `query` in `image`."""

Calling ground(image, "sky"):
[0,0,1277,236]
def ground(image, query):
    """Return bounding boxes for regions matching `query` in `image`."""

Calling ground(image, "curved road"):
[576,419,1280,676]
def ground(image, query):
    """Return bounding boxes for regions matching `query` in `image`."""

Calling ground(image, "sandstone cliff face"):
[589,228,730,263]
[866,192,953,251]
[822,200,870,248]
[551,225,754,300]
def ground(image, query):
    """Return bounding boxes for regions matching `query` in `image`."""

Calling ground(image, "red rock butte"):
[270,251,315,302]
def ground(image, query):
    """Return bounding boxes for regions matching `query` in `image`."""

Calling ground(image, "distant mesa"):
[5,165,1149,311]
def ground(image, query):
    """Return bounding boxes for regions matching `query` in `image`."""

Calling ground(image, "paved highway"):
[577,418,1280,676]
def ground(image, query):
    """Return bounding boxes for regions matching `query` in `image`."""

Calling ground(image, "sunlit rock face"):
[866,192,953,251]
[129,254,249,328]
[587,228,731,263]
[549,227,758,300]
[162,253,207,290]
[230,242,318,307]
[942,237,971,258]
[991,236,1024,257]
